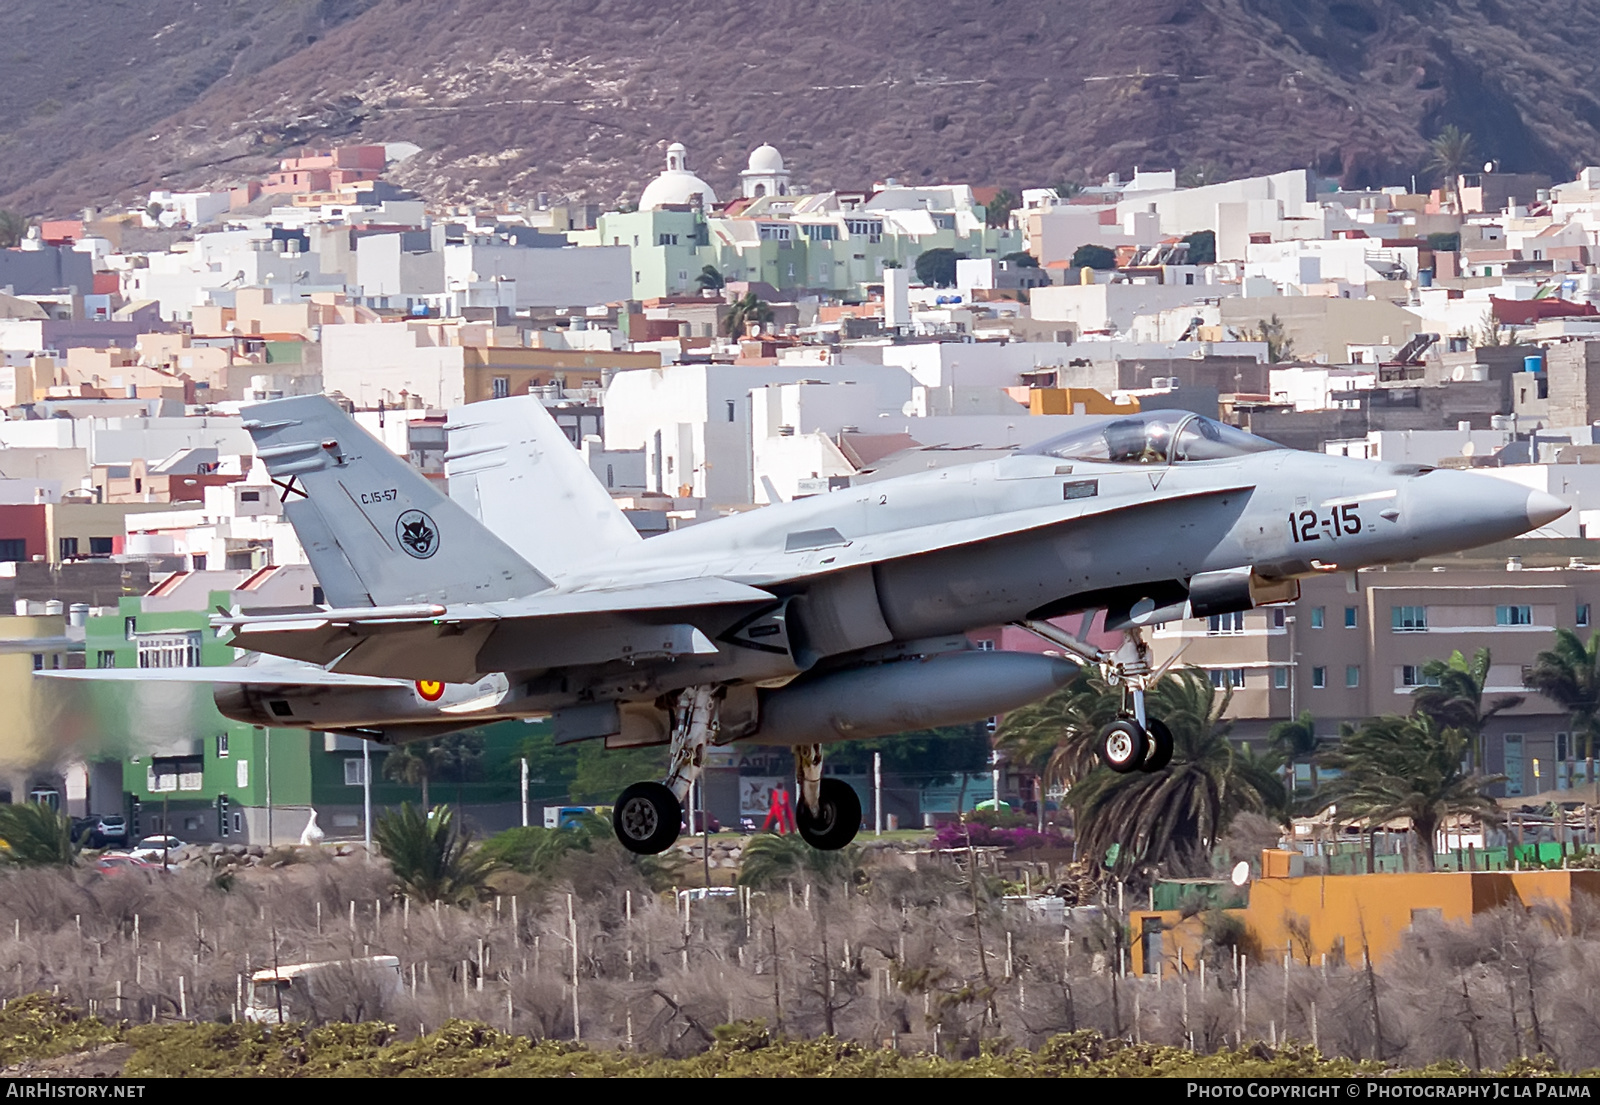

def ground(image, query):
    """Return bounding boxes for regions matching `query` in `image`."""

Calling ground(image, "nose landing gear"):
[1017,620,1177,774]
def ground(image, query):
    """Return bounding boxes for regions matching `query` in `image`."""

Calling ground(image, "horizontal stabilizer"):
[217,576,777,678]
[35,666,408,688]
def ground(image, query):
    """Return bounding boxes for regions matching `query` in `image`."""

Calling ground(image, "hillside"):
[5,0,1600,215]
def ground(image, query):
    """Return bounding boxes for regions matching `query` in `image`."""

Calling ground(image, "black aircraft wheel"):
[1100,719,1149,774]
[1139,717,1174,772]
[612,782,682,855]
[796,778,862,851]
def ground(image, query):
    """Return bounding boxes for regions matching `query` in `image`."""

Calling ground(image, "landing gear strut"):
[612,685,719,856]
[792,743,860,851]
[1016,620,1175,774]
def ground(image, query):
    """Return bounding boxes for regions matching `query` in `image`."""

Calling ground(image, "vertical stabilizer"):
[446,395,641,580]
[243,395,551,607]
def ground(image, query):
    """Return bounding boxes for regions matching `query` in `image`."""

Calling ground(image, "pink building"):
[264,145,386,194]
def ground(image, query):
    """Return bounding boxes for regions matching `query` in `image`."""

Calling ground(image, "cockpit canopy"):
[1021,410,1284,466]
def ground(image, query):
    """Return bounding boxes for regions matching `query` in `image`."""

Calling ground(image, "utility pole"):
[361,736,372,856]
[874,751,882,836]
[264,726,273,847]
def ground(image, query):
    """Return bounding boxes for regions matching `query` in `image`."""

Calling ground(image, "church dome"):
[639,141,718,210]
[746,144,785,173]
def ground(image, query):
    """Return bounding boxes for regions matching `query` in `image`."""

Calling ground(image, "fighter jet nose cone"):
[1526,490,1569,529]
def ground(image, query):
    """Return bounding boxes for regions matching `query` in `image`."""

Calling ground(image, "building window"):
[216,733,229,758]
[1401,665,1441,688]
[726,400,736,423]
[1346,665,1361,688]
[1504,734,1524,796]
[977,639,996,651]
[89,537,113,555]
[232,812,243,834]
[136,631,202,669]
[1273,609,1286,628]
[1312,666,1327,689]
[148,757,204,792]
[492,377,510,399]
[1207,612,1245,635]
[1580,604,1591,628]
[58,537,78,560]
[1558,732,1570,763]
[1496,605,1533,626]
[1392,605,1428,631]
[0,539,26,562]
[1208,668,1246,688]
[657,233,678,246]
[1344,606,1358,629]
[125,617,136,640]
[31,654,43,671]
[344,757,368,786]
[1274,667,1289,689]
[96,651,115,669]
[1310,607,1325,629]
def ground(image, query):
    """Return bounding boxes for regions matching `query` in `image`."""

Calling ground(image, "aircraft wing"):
[216,576,777,679]
[35,667,409,688]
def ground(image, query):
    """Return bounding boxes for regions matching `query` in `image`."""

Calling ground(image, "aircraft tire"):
[1099,719,1149,774]
[796,777,861,851]
[1139,718,1174,772]
[612,782,682,855]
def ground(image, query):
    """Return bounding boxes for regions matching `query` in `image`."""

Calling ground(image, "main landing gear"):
[611,686,862,856]
[1016,620,1176,775]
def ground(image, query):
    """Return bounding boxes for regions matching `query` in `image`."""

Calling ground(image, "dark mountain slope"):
[4,0,1598,215]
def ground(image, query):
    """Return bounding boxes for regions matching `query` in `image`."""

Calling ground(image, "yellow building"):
[1027,387,1139,417]
[459,347,660,404]
[1130,853,1600,976]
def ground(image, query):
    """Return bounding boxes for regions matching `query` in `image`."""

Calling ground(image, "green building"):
[85,589,553,845]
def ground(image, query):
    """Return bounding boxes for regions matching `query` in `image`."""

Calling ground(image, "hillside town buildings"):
[6,134,1600,836]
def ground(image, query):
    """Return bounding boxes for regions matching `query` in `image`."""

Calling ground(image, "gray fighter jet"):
[46,395,1566,855]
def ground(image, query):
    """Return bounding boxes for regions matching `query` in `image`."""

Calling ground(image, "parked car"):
[92,816,128,848]
[92,855,163,877]
[128,835,184,860]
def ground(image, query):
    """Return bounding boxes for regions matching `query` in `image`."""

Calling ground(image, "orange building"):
[1130,852,1600,977]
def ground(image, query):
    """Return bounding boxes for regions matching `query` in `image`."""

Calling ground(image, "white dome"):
[640,171,718,210]
[640,141,718,209]
[747,144,784,173]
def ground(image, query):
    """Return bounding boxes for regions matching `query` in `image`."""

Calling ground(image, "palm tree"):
[1524,629,1600,792]
[0,803,79,866]
[1314,714,1501,871]
[1250,315,1296,363]
[1268,710,1321,800]
[737,832,861,892]
[0,210,28,250]
[431,731,484,809]
[722,292,773,338]
[996,667,1120,788]
[373,803,500,905]
[984,188,1019,229]
[1410,648,1523,772]
[382,741,438,808]
[694,264,726,292]
[1066,668,1286,877]
[1429,125,1475,214]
